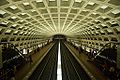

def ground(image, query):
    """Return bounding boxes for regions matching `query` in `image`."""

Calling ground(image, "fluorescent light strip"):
[57,42,62,80]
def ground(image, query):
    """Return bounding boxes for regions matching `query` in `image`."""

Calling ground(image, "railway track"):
[28,41,90,80]
[28,41,58,80]
[60,41,91,80]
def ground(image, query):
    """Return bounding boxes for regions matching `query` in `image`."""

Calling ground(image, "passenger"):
[102,61,108,75]
[88,48,92,59]
[29,55,33,64]
[87,48,94,61]
[10,66,16,80]
[80,47,83,53]
[117,70,120,79]
[108,66,116,79]
[78,46,82,54]
[93,48,97,57]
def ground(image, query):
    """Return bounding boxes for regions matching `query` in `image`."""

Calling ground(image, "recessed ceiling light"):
[88,2,95,5]
[101,5,108,9]
[6,30,11,33]
[101,24,106,26]
[112,9,120,14]
[14,31,18,33]
[31,10,36,12]
[20,31,23,34]
[23,2,30,6]
[0,10,6,15]
[49,0,55,1]
[62,0,68,1]
[20,20,24,22]
[100,30,104,33]
[36,0,43,2]
[82,10,88,11]
[107,29,112,32]
[102,16,106,19]
[12,24,17,27]
[1,22,8,25]
[11,16,17,19]
[95,20,99,22]
[75,0,82,2]
[10,5,17,10]
[21,13,26,15]
[92,12,97,14]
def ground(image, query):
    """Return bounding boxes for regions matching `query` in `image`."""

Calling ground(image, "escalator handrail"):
[0,42,25,58]
[95,42,120,58]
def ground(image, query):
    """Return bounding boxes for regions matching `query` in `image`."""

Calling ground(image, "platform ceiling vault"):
[0,0,120,44]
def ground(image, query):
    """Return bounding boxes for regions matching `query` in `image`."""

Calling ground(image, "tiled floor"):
[15,43,54,80]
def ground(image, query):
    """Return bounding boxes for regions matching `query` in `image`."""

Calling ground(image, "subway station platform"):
[0,0,120,80]
[14,41,108,80]
[15,43,54,80]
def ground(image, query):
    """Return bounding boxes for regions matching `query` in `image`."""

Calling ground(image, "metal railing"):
[0,42,24,58]
[95,41,120,58]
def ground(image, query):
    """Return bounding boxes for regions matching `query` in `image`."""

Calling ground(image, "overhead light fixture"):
[101,5,108,9]
[112,9,120,14]
[108,29,112,32]
[23,2,30,6]
[75,0,82,2]
[62,0,68,1]
[19,20,24,22]
[21,13,26,15]
[88,2,95,5]
[101,23,106,26]
[49,0,56,1]
[31,10,36,12]
[11,16,17,19]
[6,29,11,33]
[10,5,17,10]
[1,22,8,25]
[12,24,17,27]
[14,31,18,33]
[36,0,43,2]
[102,16,107,19]
[20,31,23,34]
[92,12,97,15]
[0,10,6,15]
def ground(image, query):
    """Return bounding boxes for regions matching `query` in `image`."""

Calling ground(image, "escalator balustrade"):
[94,42,119,80]
[0,42,25,80]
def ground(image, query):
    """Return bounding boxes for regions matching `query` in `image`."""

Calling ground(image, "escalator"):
[94,42,119,80]
[0,42,25,80]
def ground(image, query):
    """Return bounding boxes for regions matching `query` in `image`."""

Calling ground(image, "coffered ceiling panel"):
[0,0,120,42]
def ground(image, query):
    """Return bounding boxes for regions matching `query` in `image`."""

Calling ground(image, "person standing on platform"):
[29,55,33,64]
[10,65,16,80]
[78,46,81,54]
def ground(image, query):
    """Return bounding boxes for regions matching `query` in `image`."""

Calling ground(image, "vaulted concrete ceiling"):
[0,0,120,44]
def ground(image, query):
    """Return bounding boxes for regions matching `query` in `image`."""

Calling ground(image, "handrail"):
[0,42,25,58]
[95,42,120,58]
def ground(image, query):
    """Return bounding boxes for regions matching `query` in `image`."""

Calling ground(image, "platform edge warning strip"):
[23,43,55,80]
[64,43,96,80]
